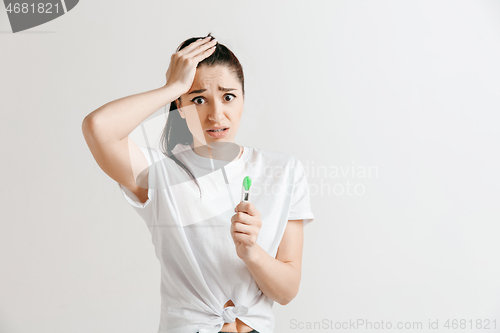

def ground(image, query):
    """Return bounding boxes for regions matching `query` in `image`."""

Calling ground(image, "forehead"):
[192,65,239,89]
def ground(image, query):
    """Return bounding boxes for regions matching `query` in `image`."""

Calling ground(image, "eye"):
[190,94,236,105]
[190,96,206,105]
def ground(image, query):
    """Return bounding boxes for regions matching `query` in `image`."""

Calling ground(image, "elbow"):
[277,286,300,306]
[81,117,92,142]
[277,298,291,306]
[81,115,104,147]
[82,113,99,133]
[277,294,295,306]
[277,267,301,305]
[82,115,94,136]
[82,114,106,141]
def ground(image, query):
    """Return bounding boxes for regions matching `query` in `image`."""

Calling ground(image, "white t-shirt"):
[117,143,314,333]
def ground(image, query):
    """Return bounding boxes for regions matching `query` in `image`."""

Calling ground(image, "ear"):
[176,99,186,119]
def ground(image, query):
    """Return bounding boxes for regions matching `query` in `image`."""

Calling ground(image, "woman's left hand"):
[231,201,262,261]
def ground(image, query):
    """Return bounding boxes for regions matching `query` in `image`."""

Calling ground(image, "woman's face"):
[177,65,244,147]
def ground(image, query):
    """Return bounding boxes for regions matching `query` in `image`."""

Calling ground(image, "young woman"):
[82,33,314,333]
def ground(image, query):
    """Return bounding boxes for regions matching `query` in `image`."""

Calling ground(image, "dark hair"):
[158,32,245,198]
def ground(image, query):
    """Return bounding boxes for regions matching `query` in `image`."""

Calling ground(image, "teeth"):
[210,128,226,132]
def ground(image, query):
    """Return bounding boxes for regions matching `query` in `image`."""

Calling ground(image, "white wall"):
[1,0,499,332]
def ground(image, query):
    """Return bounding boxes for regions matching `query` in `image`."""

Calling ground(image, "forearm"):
[83,83,185,142]
[242,243,300,305]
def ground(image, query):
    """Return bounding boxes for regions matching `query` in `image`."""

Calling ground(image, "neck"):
[191,141,242,162]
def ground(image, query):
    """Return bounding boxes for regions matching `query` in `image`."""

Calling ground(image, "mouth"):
[206,127,229,133]
[206,127,229,138]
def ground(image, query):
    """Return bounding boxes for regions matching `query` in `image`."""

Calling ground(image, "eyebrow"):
[188,86,236,94]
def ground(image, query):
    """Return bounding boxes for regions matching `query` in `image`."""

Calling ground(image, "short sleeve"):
[287,157,315,227]
[117,145,155,209]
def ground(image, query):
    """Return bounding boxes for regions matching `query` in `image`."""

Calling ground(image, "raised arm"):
[81,84,185,202]
[81,36,218,202]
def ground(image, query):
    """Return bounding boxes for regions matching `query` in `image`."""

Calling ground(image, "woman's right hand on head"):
[164,36,218,94]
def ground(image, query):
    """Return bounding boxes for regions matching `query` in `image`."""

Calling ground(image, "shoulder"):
[249,146,301,172]
[251,148,304,181]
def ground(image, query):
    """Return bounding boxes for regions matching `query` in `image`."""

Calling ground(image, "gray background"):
[1,0,499,332]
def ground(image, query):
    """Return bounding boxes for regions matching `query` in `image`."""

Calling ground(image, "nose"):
[207,99,226,123]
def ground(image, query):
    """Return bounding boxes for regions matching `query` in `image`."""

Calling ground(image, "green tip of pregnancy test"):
[243,176,252,191]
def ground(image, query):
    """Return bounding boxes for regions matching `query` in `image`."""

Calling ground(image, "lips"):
[206,127,229,132]
[206,127,229,138]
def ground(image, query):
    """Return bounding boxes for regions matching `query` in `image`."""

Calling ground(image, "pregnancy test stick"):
[241,176,252,202]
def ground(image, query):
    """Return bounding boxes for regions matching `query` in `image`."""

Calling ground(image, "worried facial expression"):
[177,65,244,147]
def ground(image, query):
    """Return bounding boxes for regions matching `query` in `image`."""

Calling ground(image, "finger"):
[177,36,211,56]
[191,45,216,64]
[233,232,252,246]
[232,212,254,226]
[235,202,259,217]
[232,221,253,235]
[182,37,216,58]
[186,38,217,60]
[234,202,246,213]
